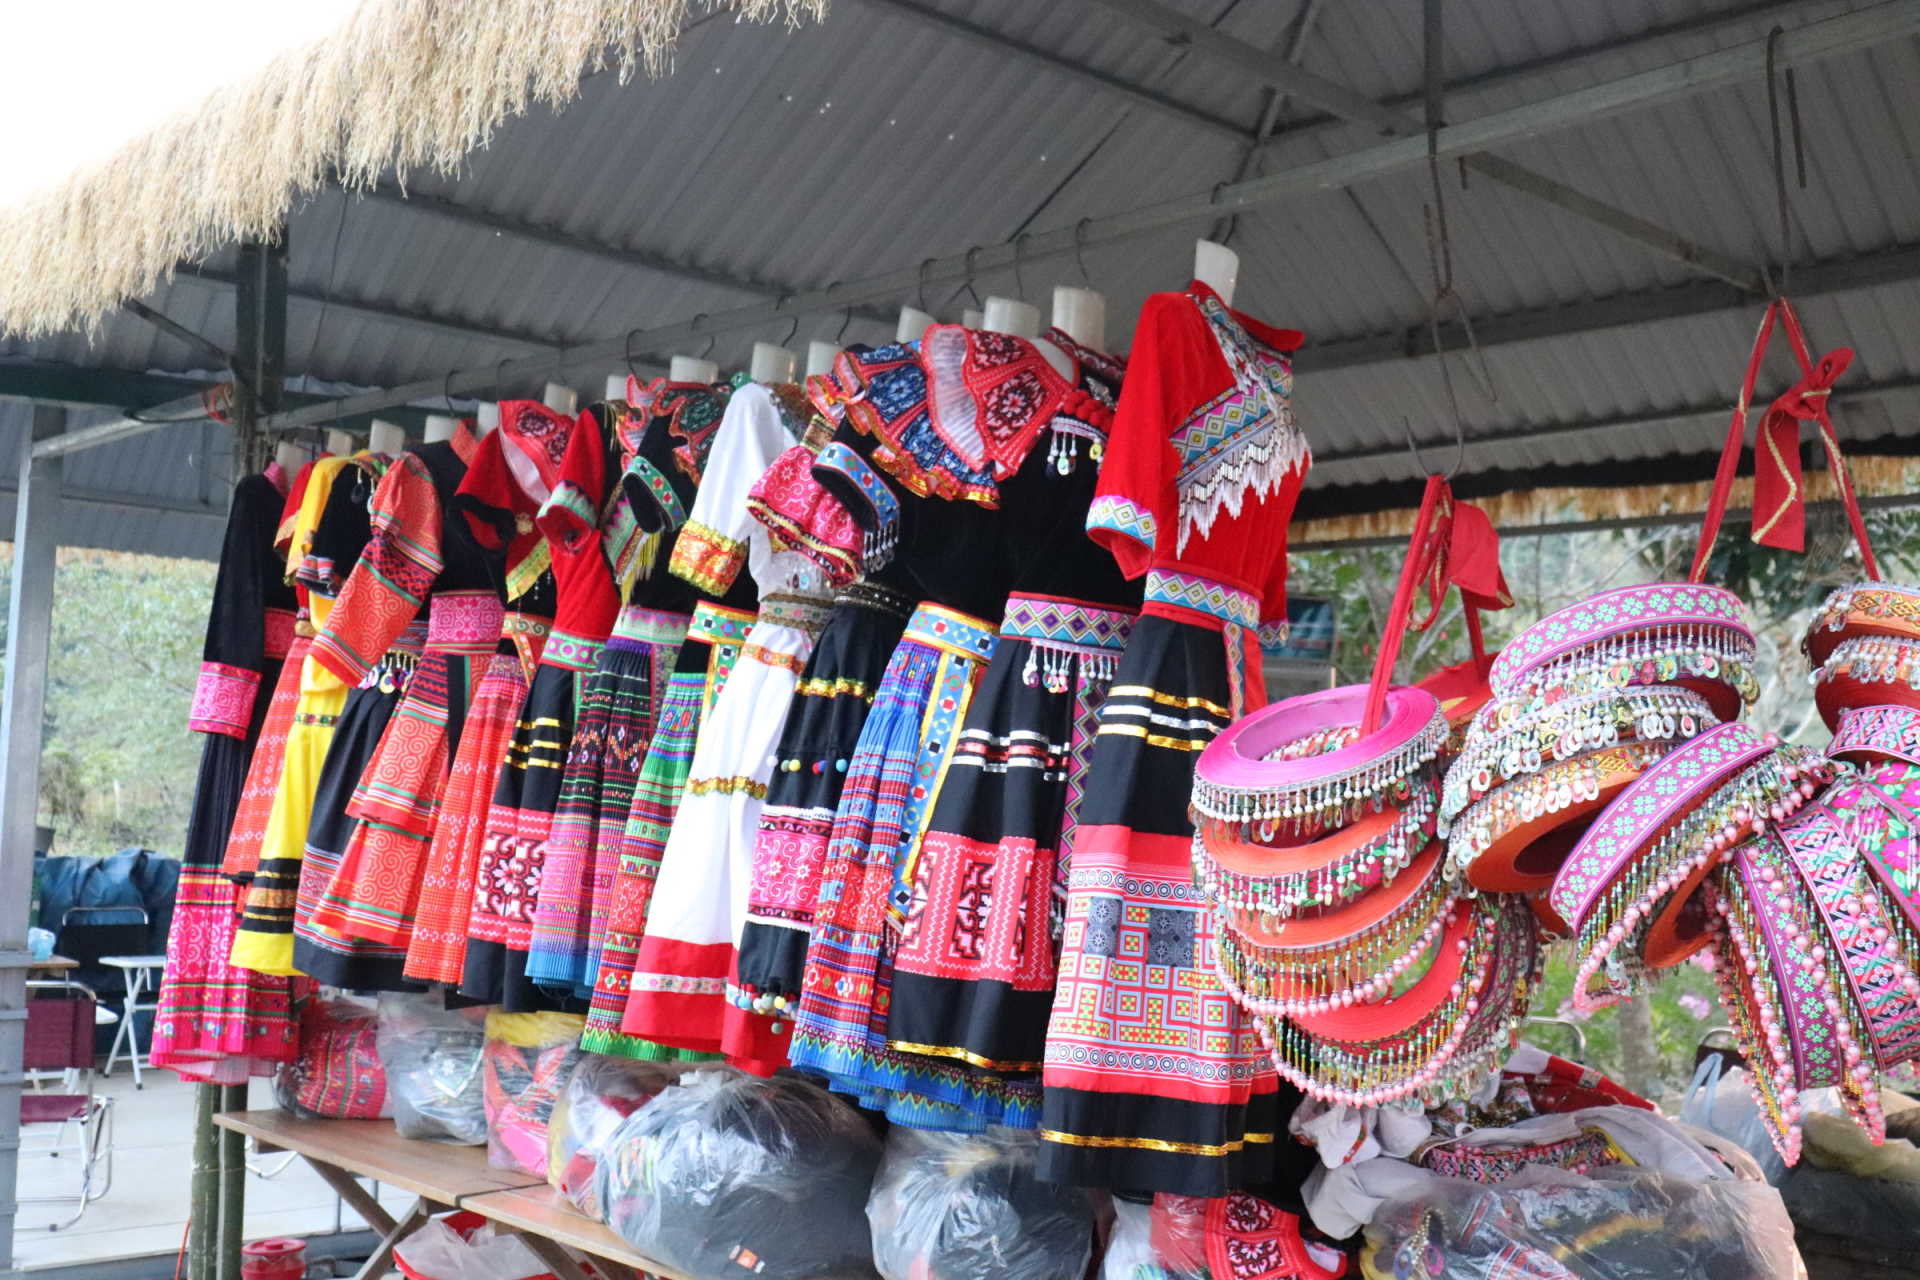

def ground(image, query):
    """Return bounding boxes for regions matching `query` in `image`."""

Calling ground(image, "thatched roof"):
[0,0,824,339]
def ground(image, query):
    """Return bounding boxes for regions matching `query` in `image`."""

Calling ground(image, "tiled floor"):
[14,1069,385,1271]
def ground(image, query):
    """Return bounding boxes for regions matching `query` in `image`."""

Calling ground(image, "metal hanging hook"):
[917,258,937,314]
[623,329,645,379]
[781,310,799,348]
[836,304,853,343]
[1073,219,1094,287]
[961,245,984,309]
[494,358,511,405]
[443,370,456,413]
[1012,233,1033,302]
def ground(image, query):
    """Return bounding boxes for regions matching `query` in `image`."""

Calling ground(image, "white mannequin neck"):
[895,306,933,344]
[750,342,798,384]
[982,296,1041,338]
[473,404,499,437]
[542,382,577,415]
[326,428,355,456]
[1051,286,1107,352]
[423,414,459,443]
[369,419,407,456]
[670,355,719,383]
[274,439,307,475]
[1194,238,1239,307]
[806,341,841,378]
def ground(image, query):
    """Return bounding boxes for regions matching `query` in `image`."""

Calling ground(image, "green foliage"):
[1531,943,1724,1100]
[0,546,214,857]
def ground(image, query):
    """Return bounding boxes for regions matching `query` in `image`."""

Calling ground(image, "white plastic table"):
[99,954,166,1086]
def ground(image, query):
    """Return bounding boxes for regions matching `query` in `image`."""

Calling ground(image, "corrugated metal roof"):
[4,0,1919,555]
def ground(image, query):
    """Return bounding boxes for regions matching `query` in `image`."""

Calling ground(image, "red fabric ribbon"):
[1690,298,1878,582]
[1361,476,1512,734]
[1751,347,1854,553]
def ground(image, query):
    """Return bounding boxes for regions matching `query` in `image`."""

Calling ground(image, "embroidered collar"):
[628,378,730,483]
[1174,285,1310,552]
[921,324,1076,480]
[837,342,1000,505]
[497,400,575,505]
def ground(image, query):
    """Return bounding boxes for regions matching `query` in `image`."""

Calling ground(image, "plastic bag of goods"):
[597,1067,884,1280]
[1101,1198,1203,1280]
[867,1127,1094,1280]
[393,1209,556,1280]
[274,998,390,1120]
[1361,1165,1800,1279]
[376,992,490,1144]
[482,1010,583,1176]
[547,1053,679,1219]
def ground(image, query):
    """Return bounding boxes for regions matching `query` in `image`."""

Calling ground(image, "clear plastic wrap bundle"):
[376,993,490,1144]
[548,1054,680,1219]
[274,998,390,1120]
[1100,1199,1203,1280]
[866,1128,1094,1280]
[481,1010,584,1177]
[597,1068,883,1280]
[1361,1166,1799,1279]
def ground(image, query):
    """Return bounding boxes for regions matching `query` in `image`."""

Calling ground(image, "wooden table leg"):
[301,1156,399,1236]
[511,1231,601,1280]
[349,1195,429,1280]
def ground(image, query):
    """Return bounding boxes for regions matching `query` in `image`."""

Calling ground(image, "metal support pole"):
[231,231,289,480]
[217,1082,247,1280]
[0,404,65,1270]
[188,1084,220,1280]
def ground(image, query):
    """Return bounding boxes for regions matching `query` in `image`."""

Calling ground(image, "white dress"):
[621,382,835,1064]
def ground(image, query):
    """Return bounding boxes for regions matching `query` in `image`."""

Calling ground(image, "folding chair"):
[20,981,114,1230]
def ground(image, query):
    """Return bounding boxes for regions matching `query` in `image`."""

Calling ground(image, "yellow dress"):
[229,457,361,975]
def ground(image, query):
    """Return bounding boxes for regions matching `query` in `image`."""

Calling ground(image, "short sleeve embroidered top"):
[1085,282,1307,627]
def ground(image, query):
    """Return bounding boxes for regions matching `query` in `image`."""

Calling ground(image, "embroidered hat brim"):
[1458,742,1670,895]
[1804,582,1920,669]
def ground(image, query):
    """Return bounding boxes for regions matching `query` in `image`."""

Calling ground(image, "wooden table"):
[462,1184,692,1280]
[27,955,77,980]
[215,1111,547,1280]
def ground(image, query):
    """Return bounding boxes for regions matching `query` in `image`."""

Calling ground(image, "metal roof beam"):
[1267,0,1837,152]
[845,0,1251,141]
[1296,239,1920,374]
[258,0,1920,433]
[1081,0,1767,291]
[358,186,898,326]
[182,266,565,352]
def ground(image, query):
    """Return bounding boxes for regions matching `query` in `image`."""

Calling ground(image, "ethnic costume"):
[525,397,697,997]
[786,329,1091,1128]
[153,463,304,1081]
[888,334,1140,1085]
[730,403,917,1023]
[578,379,755,1058]
[306,426,503,966]
[1040,283,1306,1197]
[405,427,557,984]
[231,455,387,974]
[621,381,841,1069]
[219,460,319,885]
[462,402,621,1011]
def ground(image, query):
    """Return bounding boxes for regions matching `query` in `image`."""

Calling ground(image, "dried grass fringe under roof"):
[0,0,826,340]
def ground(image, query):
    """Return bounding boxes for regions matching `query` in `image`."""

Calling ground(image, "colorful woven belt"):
[901,602,997,663]
[688,600,758,648]
[542,626,605,673]
[757,591,834,636]
[1002,592,1135,688]
[1145,567,1270,716]
[611,605,691,648]
[426,590,505,656]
